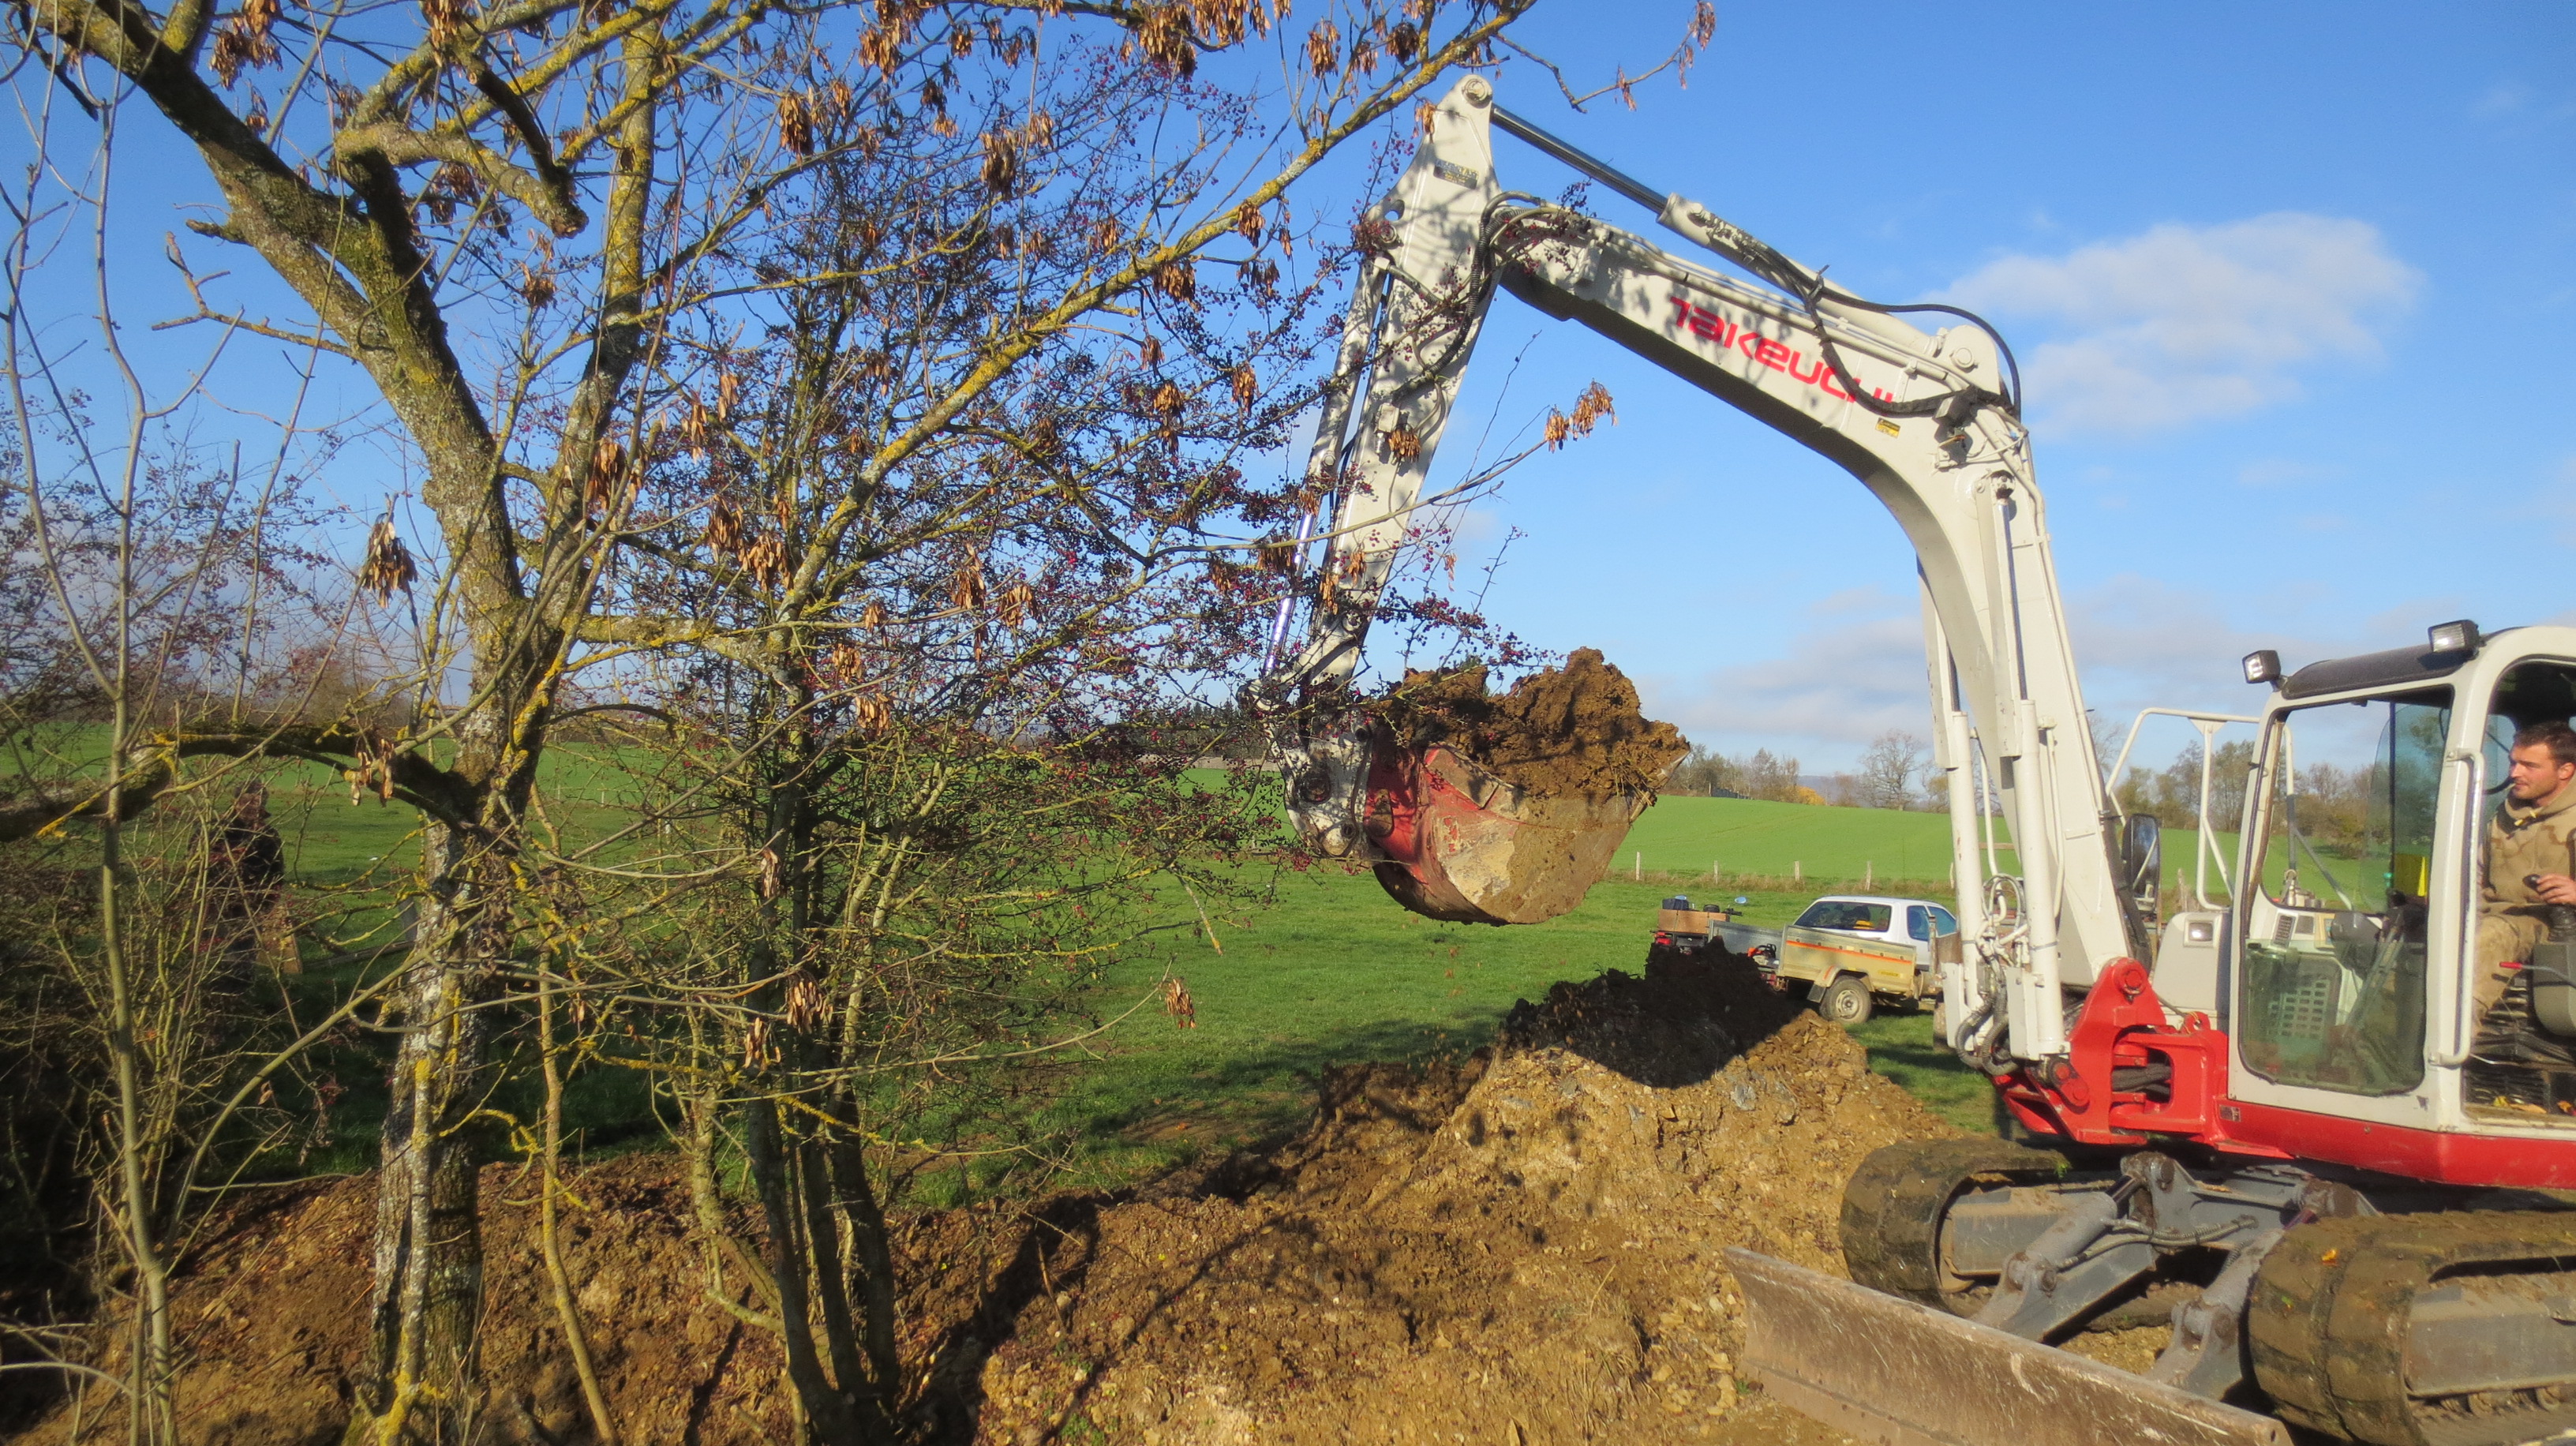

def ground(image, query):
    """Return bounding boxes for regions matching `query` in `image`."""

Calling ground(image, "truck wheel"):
[1821,976,1874,1025]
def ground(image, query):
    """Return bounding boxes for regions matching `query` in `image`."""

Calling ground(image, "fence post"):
[1793,860,1802,884]
[1634,850,1642,882]
[1865,861,1874,889]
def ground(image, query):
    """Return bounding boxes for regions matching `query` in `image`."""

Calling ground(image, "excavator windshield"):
[2237,694,2445,1096]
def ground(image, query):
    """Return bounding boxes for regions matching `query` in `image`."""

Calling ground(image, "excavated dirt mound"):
[21,953,1952,1445]
[1376,648,1687,799]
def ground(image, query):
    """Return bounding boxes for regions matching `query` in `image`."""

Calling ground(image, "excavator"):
[1264,73,2576,1446]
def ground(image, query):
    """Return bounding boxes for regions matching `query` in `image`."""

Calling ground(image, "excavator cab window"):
[2464,659,2576,1118]
[2237,691,2443,1096]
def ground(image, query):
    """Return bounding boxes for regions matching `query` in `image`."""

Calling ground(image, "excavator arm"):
[1274,73,2143,1061]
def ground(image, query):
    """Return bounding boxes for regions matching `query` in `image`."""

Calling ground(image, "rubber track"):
[2248,1210,2576,1446]
[1840,1137,2067,1309]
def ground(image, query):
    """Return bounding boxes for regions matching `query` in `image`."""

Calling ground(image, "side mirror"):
[2120,814,2162,916]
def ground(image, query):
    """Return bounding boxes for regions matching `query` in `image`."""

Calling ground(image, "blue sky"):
[23,2,2570,778]
[1382,2,2574,777]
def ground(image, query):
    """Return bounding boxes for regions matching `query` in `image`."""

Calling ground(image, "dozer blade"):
[1726,1249,2290,1446]
[1361,735,1649,925]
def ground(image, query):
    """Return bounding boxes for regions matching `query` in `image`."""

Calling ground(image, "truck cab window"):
[2237,694,2443,1096]
[1795,901,1891,933]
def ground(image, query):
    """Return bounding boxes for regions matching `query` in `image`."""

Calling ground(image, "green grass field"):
[1623,794,2364,905]
[1620,794,2016,882]
[265,775,2257,1189]
[1043,863,2005,1185]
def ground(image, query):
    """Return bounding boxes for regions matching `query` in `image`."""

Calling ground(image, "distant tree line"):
[2114,739,2381,857]
[1666,744,1823,805]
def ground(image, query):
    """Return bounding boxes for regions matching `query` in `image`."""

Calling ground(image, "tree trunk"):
[345,687,541,1443]
[345,815,500,1444]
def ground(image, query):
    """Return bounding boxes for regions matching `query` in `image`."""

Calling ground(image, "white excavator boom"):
[1277,74,2142,1059]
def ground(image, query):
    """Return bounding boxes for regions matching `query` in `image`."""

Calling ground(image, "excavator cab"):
[2233,639,2576,1115]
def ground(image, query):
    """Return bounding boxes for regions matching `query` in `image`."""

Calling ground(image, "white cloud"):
[1642,590,1929,760]
[2474,81,2533,118]
[1641,576,2472,773]
[1944,214,2420,434]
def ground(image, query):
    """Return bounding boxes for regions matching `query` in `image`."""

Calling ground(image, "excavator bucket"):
[1725,1249,2290,1446]
[1360,731,1651,926]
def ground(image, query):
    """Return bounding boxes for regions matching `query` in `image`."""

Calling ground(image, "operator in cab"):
[2476,721,2576,1021]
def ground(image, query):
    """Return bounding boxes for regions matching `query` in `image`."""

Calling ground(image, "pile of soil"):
[24,951,1954,1445]
[1376,648,1687,799]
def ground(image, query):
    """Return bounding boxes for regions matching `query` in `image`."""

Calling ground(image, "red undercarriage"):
[1998,958,2576,1189]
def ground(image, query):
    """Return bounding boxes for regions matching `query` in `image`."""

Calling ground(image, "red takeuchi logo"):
[1666,295,1896,403]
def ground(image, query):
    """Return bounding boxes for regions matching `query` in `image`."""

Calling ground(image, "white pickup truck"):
[1657,893,1960,1025]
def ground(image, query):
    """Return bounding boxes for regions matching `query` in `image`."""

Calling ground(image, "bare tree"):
[1855,729,1926,811]
[4,0,1585,1436]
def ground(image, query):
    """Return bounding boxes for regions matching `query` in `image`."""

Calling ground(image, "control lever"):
[2522,874,2576,1036]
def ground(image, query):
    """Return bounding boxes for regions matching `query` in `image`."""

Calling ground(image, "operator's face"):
[2505,744,2576,806]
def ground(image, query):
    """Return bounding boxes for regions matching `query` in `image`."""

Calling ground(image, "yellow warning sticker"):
[1876,418,1901,436]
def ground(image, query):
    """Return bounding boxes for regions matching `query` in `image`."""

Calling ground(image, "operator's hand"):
[2537,873,2576,906]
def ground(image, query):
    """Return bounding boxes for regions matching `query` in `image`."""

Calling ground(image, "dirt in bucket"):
[1374,648,1687,799]
[23,950,1956,1446]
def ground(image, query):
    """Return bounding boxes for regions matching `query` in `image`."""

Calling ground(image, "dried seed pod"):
[705,500,745,556]
[995,579,1034,627]
[1191,0,1249,46]
[358,518,417,601]
[1386,21,1421,62]
[1230,362,1258,411]
[1152,257,1197,304]
[850,692,891,734]
[979,130,1019,196]
[859,595,889,628]
[1134,2,1195,77]
[584,436,631,518]
[681,396,713,459]
[1163,976,1197,1028]
[784,975,826,1032]
[1383,420,1421,462]
[949,562,987,612]
[518,259,556,309]
[777,90,816,156]
[1546,380,1617,451]
[739,530,788,588]
[1138,334,1163,368]
[1304,19,1338,74]
[1233,200,1265,244]
[420,0,474,48]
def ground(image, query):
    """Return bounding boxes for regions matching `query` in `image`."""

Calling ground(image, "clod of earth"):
[27,951,1942,1445]
[1375,648,1687,800]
